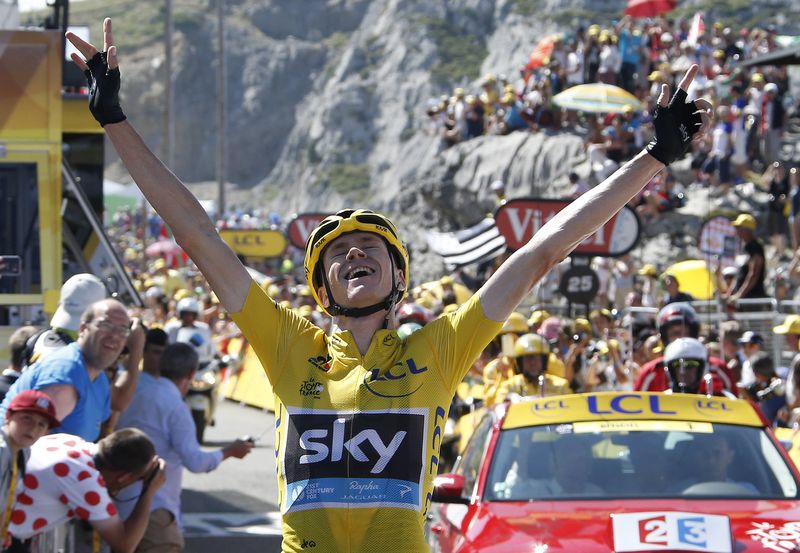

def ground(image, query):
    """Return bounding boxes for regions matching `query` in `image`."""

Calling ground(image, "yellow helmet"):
[528,309,551,327]
[304,209,409,317]
[173,288,192,301]
[501,312,529,334]
[514,333,550,357]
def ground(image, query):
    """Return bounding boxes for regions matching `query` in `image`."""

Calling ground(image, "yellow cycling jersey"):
[231,282,502,553]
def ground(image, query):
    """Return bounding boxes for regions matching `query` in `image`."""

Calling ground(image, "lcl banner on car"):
[495,198,641,256]
[220,229,287,258]
[287,213,328,249]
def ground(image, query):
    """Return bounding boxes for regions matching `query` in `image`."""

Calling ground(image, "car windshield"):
[486,421,799,501]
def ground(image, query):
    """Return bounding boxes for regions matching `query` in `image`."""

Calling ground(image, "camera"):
[572,332,586,343]
[0,255,22,277]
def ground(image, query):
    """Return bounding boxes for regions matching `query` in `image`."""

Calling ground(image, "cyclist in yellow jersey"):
[67,20,711,553]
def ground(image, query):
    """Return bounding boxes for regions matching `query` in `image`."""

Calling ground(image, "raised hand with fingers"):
[66,18,126,126]
[646,64,713,167]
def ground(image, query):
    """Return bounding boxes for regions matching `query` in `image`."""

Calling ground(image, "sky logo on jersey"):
[362,358,428,398]
[283,408,426,513]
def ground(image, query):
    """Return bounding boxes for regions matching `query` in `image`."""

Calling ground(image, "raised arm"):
[478,65,712,321]
[66,19,251,312]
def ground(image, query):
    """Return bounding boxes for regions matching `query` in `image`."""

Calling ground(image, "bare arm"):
[478,150,664,321]
[110,318,144,412]
[91,458,166,553]
[66,19,251,312]
[478,66,711,322]
[39,383,78,422]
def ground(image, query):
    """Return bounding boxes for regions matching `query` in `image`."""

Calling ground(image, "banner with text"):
[287,213,328,249]
[220,229,287,258]
[495,198,640,256]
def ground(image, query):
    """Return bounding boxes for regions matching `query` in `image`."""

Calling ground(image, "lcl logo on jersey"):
[362,358,428,398]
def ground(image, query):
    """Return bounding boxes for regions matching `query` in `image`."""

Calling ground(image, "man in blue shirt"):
[0,299,140,441]
[116,342,252,553]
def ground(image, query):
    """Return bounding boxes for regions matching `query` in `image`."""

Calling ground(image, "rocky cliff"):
[57,0,797,280]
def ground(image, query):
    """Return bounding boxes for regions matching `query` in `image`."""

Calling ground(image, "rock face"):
[96,0,797,281]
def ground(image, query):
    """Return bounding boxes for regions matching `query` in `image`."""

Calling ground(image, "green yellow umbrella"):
[553,83,642,114]
[663,259,717,300]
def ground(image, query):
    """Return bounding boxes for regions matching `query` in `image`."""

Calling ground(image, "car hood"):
[460,499,800,552]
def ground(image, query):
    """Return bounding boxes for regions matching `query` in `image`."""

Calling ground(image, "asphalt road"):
[181,398,282,552]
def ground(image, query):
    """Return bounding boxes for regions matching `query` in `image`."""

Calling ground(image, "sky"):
[18,0,85,12]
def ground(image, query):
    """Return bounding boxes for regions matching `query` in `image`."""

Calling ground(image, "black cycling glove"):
[645,88,703,166]
[84,51,126,126]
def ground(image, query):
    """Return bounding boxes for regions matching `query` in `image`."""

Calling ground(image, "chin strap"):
[321,246,402,319]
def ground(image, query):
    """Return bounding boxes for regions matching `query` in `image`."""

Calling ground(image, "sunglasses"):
[666,359,704,371]
[310,212,400,247]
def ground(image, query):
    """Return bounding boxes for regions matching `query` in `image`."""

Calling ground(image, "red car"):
[428,392,800,553]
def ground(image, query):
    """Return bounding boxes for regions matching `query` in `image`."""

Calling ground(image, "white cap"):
[177,297,200,314]
[764,82,779,94]
[490,180,506,192]
[50,274,107,331]
[145,285,164,299]
[721,266,738,277]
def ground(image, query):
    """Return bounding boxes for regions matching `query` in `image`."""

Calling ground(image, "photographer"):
[6,428,165,553]
[743,352,785,426]
[563,318,593,391]
[584,339,633,392]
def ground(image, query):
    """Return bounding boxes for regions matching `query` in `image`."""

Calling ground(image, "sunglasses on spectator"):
[666,359,704,371]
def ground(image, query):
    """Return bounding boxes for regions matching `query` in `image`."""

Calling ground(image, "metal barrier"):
[30,523,73,553]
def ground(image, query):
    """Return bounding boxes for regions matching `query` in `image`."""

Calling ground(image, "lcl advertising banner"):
[219,229,287,258]
[495,198,641,256]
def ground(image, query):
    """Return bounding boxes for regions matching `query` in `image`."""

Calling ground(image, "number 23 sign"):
[612,512,732,552]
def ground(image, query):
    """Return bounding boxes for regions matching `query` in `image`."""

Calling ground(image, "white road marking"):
[183,512,283,537]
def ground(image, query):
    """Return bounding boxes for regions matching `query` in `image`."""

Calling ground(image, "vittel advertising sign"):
[495,198,641,256]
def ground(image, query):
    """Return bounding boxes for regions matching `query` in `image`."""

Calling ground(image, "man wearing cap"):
[723,214,767,308]
[0,299,141,442]
[737,331,766,388]
[660,272,694,307]
[21,274,107,369]
[637,264,659,307]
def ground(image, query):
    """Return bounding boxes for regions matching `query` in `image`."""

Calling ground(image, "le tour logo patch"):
[299,377,324,399]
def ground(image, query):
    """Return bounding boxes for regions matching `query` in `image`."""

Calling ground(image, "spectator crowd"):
[3,9,800,553]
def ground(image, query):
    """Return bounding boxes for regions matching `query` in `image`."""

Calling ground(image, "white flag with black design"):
[425,217,507,269]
